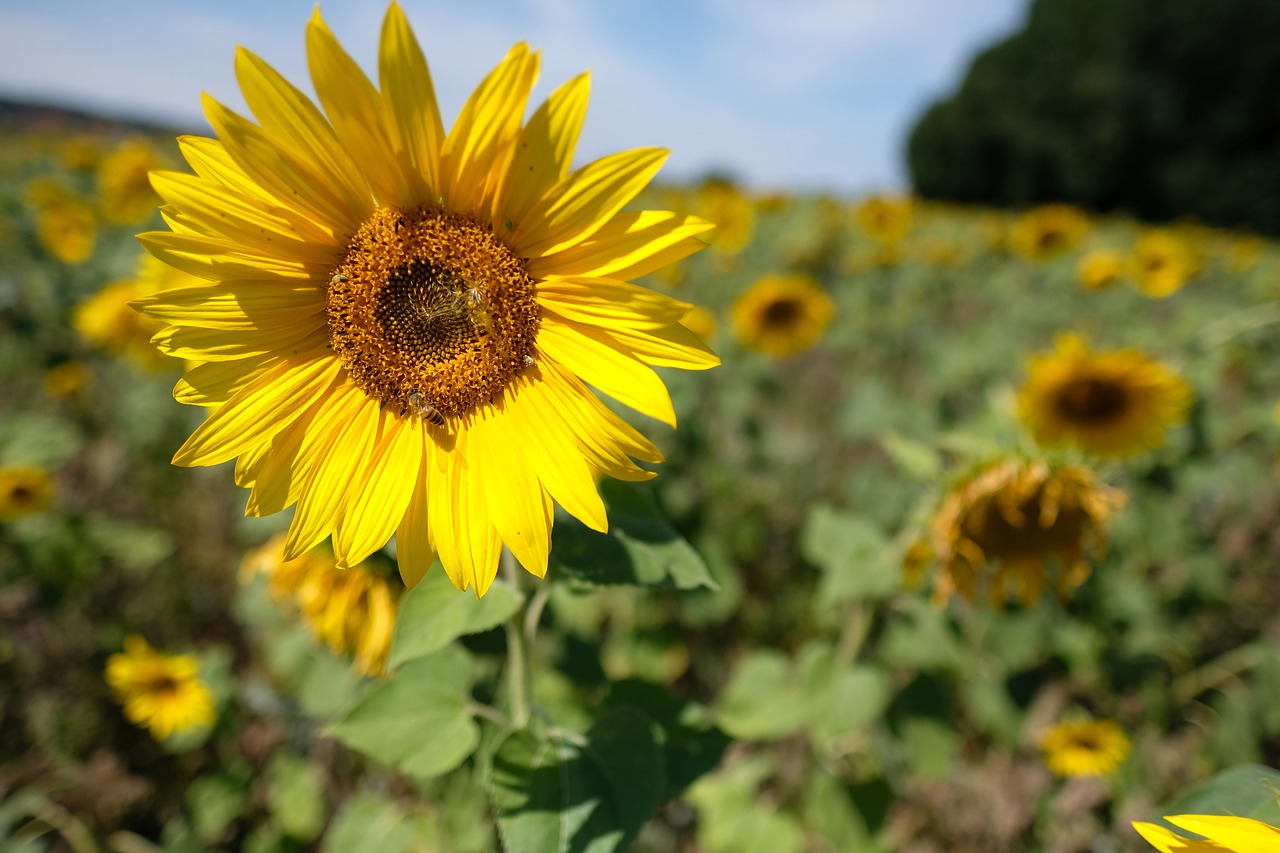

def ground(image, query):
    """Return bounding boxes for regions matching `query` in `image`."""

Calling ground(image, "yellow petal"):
[581,318,721,370]
[173,356,341,467]
[428,426,502,596]
[528,211,712,280]
[537,316,676,426]
[394,428,436,588]
[438,43,539,215]
[513,147,668,258]
[234,46,373,221]
[306,8,415,209]
[132,280,323,330]
[1166,815,1280,852]
[476,406,550,578]
[137,231,326,282]
[334,412,423,568]
[537,277,692,329]
[177,135,282,209]
[174,356,277,407]
[153,320,326,363]
[494,71,590,227]
[379,1,443,201]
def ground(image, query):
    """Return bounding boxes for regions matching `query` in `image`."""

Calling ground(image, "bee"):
[330,273,348,285]
[407,390,446,427]
[522,353,536,367]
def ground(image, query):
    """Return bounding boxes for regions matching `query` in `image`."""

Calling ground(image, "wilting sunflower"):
[1076,249,1123,290]
[908,458,1126,607]
[855,194,913,244]
[1135,815,1280,853]
[1008,204,1090,261]
[1019,334,1191,457]
[1129,229,1196,298]
[0,466,54,521]
[1040,718,1130,777]
[106,635,216,740]
[241,534,397,676]
[98,137,166,225]
[134,4,717,597]
[731,274,833,357]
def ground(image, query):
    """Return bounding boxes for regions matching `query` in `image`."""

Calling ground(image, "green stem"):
[502,549,532,728]
[1172,643,1259,707]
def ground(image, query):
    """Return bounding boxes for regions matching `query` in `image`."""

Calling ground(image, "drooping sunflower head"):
[1129,229,1196,298]
[913,458,1126,608]
[1018,334,1192,457]
[1076,249,1123,290]
[731,274,834,358]
[105,635,216,741]
[855,194,914,244]
[0,466,54,521]
[133,3,717,597]
[1008,204,1090,261]
[1040,718,1130,777]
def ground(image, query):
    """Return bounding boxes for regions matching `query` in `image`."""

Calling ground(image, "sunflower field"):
[5,10,1280,853]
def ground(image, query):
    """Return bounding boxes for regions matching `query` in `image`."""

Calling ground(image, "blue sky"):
[0,0,1026,193]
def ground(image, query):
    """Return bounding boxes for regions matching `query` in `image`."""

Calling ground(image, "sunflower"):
[1076,249,1123,290]
[731,274,833,357]
[0,466,54,521]
[241,534,397,676]
[98,137,166,225]
[1008,204,1089,261]
[855,194,913,244]
[1134,815,1280,853]
[1018,334,1191,457]
[1040,718,1130,777]
[134,4,717,597]
[27,181,97,264]
[679,304,717,343]
[105,635,216,740]
[695,177,755,258]
[44,361,89,399]
[76,254,188,371]
[1129,229,1196,298]
[911,458,1126,607]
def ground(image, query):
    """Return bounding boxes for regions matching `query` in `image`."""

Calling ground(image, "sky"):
[0,0,1027,194]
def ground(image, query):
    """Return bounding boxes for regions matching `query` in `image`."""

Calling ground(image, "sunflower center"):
[763,298,801,328]
[1056,377,1128,423]
[326,206,539,422]
[144,673,181,698]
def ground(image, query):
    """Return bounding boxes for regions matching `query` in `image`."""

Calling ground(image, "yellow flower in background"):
[916,458,1125,607]
[1077,249,1124,290]
[241,534,398,676]
[133,4,717,596]
[1008,204,1090,261]
[1135,815,1280,853]
[1040,719,1130,777]
[105,635,216,741]
[679,304,717,343]
[1129,229,1196,298]
[97,137,166,225]
[1224,235,1264,275]
[731,274,834,357]
[44,361,89,399]
[75,254,201,371]
[696,177,755,257]
[855,194,913,244]
[61,136,104,170]
[0,467,55,521]
[36,199,97,264]
[1019,334,1191,457]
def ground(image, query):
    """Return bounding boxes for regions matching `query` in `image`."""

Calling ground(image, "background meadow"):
[5,1,1280,852]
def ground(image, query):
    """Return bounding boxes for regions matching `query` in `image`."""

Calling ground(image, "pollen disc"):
[326,206,539,420]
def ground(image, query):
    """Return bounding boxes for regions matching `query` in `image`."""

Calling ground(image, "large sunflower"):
[134,4,717,596]
[1018,334,1191,457]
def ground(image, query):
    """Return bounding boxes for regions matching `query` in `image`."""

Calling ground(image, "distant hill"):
[0,96,189,138]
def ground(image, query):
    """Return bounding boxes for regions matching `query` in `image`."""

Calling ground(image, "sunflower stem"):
[502,549,533,729]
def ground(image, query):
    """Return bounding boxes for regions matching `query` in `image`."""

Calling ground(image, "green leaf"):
[490,708,664,853]
[186,773,247,845]
[388,562,521,669]
[1153,765,1280,831]
[606,679,731,799]
[716,650,808,741]
[323,793,421,853]
[329,647,479,781]
[800,503,898,604]
[266,752,325,842]
[878,431,941,480]
[549,481,716,590]
[797,643,891,748]
[0,413,82,468]
[83,514,174,572]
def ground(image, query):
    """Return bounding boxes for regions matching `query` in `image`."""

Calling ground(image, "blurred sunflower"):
[1129,229,1196,298]
[1134,815,1280,853]
[1018,334,1191,457]
[98,137,166,224]
[44,361,89,399]
[696,177,755,258]
[61,136,103,170]
[679,304,717,343]
[1076,249,1123,290]
[106,635,216,741]
[1040,719,1130,777]
[241,534,397,676]
[0,466,54,521]
[75,254,191,371]
[855,194,913,244]
[26,180,97,264]
[907,458,1126,607]
[135,4,716,596]
[1008,204,1090,261]
[731,274,833,357]
[1224,235,1263,275]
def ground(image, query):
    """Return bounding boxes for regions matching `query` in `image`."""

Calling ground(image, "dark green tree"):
[907,0,1280,233]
